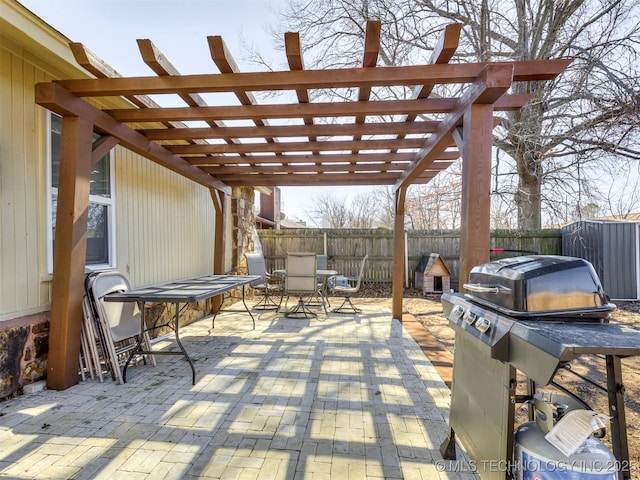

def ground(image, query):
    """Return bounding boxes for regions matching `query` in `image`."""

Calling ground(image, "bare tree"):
[598,164,640,219]
[273,0,640,229]
[406,164,463,229]
[348,193,380,228]
[307,191,395,228]
[306,194,350,227]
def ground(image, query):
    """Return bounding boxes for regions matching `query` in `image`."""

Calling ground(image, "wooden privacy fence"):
[258,228,562,291]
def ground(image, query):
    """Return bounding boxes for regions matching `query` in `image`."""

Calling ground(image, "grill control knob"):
[451,305,465,319]
[475,317,491,333]
[463,310,477,325]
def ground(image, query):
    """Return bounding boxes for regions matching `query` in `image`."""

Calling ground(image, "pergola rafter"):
[36,20,571,390]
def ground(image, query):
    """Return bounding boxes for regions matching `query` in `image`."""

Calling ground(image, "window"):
[47,113,115,273]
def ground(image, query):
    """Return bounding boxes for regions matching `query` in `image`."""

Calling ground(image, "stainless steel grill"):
[439,256,640,480]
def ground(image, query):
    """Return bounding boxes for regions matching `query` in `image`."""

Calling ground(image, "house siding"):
[114,147,216,286]
[0,42,51,321]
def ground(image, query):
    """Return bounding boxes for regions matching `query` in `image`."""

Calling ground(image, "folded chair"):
[86,271,156,384]
[280,252,327,317]
[328,254,368,314]
[245,252,283,310]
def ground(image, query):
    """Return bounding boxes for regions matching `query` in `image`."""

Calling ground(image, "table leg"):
[123,302,196,385]
[172,302,196,385]
[122,302,147,383]
[241,285,256,329]
[212,286,256,330]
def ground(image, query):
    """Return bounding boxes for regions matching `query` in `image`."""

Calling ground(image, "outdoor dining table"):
[273,268,339,309]
[104,274,260,385]
[273,268,338,280]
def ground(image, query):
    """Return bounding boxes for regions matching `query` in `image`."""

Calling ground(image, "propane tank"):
[514,422,617,479]
[514,394,617,479]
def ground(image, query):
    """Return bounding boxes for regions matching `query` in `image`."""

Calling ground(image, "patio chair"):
[328,254,368,314]
[306,254,330,307]
[245,252,283,310]
[86,271,156,384]
[280,252,327,318]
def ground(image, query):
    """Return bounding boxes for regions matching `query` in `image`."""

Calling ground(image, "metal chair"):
[245,252,283,310]
[328,254,368,314]
[86,271,156,384]
[280,252,327,317]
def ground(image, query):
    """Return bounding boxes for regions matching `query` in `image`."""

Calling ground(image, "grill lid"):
[464,255,616,319]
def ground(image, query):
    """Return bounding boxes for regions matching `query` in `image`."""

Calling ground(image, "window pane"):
[50,114,110,197]
[51,199,110,265]
[50,115,62,189]
[87,203,109,264]
[90,154,111,198]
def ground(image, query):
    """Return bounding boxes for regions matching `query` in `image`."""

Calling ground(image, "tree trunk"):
[507,97,545,230]
[515,152,543,230]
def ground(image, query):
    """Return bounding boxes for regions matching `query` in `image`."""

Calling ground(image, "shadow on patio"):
[0,304,478,479]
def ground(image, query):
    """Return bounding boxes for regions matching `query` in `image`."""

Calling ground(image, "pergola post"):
[210,189,226,313]
[47,116,93,390]
[392,187,407,320]
[458,104,494,289]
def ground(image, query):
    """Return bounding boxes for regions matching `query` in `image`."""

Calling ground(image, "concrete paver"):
[0,305,478,479]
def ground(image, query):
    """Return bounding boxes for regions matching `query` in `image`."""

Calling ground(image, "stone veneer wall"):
[232,186,257,275]
[0,313,49,400]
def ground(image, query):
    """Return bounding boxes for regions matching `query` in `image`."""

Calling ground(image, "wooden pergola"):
[36,20,571,389]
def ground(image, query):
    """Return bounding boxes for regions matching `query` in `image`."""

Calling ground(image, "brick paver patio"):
[0,304,478,479]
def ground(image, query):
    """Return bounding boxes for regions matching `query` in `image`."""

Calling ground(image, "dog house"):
[414,253,451,293]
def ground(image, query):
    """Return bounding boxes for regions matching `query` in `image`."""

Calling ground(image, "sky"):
[18,0,378,224]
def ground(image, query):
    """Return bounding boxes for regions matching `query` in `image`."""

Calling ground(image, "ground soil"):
[354,285,640,473]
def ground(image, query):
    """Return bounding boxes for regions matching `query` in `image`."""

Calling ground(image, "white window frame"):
[46,112,116,274]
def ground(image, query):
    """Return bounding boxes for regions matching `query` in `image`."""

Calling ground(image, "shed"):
[415,253,451,293]
[562,220,640,300]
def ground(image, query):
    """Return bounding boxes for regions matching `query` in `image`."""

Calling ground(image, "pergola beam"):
[167,137,427,155]
[204,161,452,175]
[208,35,278,147]
[212,171,440,187]
[55,59,572,97]
[395,64,514,190]
[91,135,119,164]
[69,42,160,110]
[106,94,532,123]
[35,82,231,193]
[353,20,381,155]
[139,120,443,140]
[285,31,316,150]
[136,38,238,151]
[187,151,459,166]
